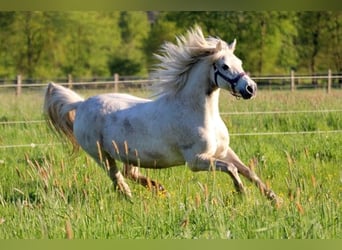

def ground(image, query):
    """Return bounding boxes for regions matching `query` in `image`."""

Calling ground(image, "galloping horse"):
[44,26,278,202]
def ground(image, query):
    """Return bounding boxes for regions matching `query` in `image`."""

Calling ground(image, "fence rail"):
[0,70,341,95]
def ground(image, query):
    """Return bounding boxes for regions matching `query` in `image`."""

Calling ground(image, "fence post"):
[290,70,295,92]
[68,74,73,89]
[327,69,331,94]
[16,74,22,96]
[114,73,119,92]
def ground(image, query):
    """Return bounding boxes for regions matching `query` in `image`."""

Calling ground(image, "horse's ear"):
[229,39,237,52]
[216,40,223,51]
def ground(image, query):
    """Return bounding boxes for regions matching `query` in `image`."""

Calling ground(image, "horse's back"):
[73,93,149,156]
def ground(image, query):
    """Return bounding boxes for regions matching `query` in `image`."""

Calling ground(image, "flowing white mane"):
[152,26,229,96]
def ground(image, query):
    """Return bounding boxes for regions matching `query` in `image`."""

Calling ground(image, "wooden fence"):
[0,70,341,96]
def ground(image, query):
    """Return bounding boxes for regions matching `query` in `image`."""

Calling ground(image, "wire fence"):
[1,130,342,149]
[1,109,342,149]
[1,109,342,126]
[0,70,342,95]
[1,72,342,149]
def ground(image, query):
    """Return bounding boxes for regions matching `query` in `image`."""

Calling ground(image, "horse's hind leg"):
[103,156,132,198]
[95,142,132,198]
[123,164,166,193]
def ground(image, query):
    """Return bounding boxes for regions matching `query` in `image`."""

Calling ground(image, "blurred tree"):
[0,12,16,78]
[276,12,299,73]
[296,11,327,78]
[143,11,246,71]
[317,11,342,73]
[0,11,340,81]
[60,11,122,78]
[108,11,150,76]
[147,11,299,75]
[162,11,241,39]
[9,12,48,79]
[33,12,72,78]
[143,13,181,70]
[237,11,298,75]
[8,12,69,79]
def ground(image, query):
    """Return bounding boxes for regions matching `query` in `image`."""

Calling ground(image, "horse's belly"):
[137,150,184,168]
[111,141,185,169]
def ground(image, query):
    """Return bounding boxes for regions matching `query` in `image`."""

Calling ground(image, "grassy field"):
[0,87,341,239]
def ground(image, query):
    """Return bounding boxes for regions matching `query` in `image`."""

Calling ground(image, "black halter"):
[212,63,246,95]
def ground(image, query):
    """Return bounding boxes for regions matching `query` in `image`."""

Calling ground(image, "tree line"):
[0,11,340,81]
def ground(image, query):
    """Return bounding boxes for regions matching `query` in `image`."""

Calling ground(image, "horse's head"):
[210,39,257,99]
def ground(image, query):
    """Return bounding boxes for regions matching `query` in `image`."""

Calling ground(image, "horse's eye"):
[222,64,229,70]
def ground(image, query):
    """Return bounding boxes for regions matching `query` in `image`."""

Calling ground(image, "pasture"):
[0,87,341,239]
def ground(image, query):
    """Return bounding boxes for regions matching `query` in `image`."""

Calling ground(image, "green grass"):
[0,88,341,239]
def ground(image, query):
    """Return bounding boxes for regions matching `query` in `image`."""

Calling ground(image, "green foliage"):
[0,11,341,80]
[143,16,182,68]
[58,12,122,78]
[0,11,149,79]
[108,11,150,76]
[318,12,342,72]
[296,12,325,74]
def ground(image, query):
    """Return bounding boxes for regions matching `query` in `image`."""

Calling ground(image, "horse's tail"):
[44,82,84,150]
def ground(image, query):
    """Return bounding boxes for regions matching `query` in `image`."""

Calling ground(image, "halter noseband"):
[212,63,246,95]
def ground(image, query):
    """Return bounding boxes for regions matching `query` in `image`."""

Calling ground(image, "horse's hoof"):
[235,183,246,195]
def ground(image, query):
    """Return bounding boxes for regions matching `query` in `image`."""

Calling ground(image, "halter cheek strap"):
[212,63,246,93]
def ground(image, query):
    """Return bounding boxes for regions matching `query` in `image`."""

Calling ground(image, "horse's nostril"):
[246,85,254,94]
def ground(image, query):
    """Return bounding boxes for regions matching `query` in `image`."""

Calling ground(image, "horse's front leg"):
[187,151,279,203]
[222,147,278,202]
[187,155,246,194]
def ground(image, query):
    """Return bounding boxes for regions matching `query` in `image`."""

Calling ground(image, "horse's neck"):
[179,62,221,117]
[206,90,221,115]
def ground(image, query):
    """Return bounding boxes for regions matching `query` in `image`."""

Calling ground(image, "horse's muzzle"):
[240,83,257,99]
